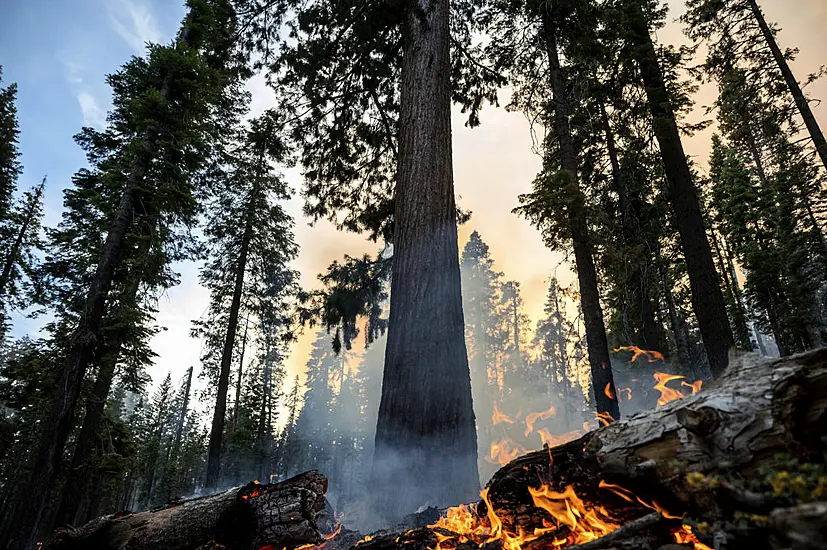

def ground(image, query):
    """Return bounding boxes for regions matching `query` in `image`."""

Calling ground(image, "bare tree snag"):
[49,471,330,550]
[483,349,827,533]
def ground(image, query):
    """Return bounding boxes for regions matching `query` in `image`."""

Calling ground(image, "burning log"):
[49,470,331,550]
[483,348,827,528]
[345,349,827,550]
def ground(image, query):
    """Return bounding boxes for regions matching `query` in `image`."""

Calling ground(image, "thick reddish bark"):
[370,0,479,521]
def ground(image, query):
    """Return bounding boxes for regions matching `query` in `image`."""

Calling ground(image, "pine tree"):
[196,110,299,489]
[1,2,244,546]
[0,66,21,224]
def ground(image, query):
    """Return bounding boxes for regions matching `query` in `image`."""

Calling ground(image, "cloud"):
[76,91,108,129]
[107,0,162,55]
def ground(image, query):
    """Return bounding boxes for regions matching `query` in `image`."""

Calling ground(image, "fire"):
[598,481,683,520]
[603,383,615,400]
[618,387,632,401]
[295,523,343,550]
[487,438,527,466]
[613,346,664,363]
[493,404,516,425]
[594,411,615,427]
[242,486,262,500]
[673,525,713,550]
[653,373,703,406]
[525,405,556,437]
[537,428,582,448]
[529,485,619,545]
[432,485,621,550]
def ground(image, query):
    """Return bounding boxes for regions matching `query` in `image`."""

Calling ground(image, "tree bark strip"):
[624,2,735,378]
[370,0,479,521]
[541,8,619,420]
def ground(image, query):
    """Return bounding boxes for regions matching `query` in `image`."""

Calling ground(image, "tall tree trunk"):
[0,177,44,301]
[232,316,250,432]
[625,2,735,378]
[541,10,619,420]
[370,0,479,521]
[52,235,152,529]
[600,104,661,352]
[747,0,827,173]
[205,202,254,489]
[0,20,200,543]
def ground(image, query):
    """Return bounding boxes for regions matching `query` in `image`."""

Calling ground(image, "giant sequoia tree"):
[261,0,502,518]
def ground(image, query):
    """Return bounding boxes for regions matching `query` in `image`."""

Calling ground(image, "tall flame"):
[673,525,713,550]
[487,438,527,466]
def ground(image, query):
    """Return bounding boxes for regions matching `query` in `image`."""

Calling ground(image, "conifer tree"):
[0,2,244,546]
[196,110,298,489]
[0,67,21,224]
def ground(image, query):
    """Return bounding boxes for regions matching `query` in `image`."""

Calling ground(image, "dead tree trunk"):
[49,471,330,550]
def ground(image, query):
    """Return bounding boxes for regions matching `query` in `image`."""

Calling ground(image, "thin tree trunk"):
[370,0,478,521]
[172,366,193,460]
[541,9,619,420]
[599,104,660,352]
[0,177,44,300]
[655,246,694,372]
[232,316,250,433]
[625,2,735,378]
[205,201,254,489]
[0,20,199,543]
[748,0,827,173]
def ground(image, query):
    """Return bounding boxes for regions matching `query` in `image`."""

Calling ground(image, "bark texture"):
[748,0,827,174]
[370,0,479,521]
[49,471,330,550]
[625,2,735,378]
[541,9,619,420]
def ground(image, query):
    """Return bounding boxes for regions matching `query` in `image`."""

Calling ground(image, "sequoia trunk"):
[370,0,479,521]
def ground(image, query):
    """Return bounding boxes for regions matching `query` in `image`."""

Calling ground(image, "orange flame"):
[595,411,615,427]
[613,346,664,363]
[654,373,703,406]
[525,405,556,437]
[487,438,527,466]
[603,383,616,400]
[295,523,343,550]
[493,404,516,425]
[618,387,632,401]
[673,525,713,550]
[537,428,582,448]
[598,481,683,520]
[529,485,619,545]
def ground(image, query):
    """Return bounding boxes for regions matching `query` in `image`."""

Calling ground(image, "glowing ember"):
[654,373,703,406]
[493,404,516,425]
[613,345,664,363]
[673,525,713,550]
[487,438,527,466]
[525,405,556,437]
[295,523,343,550]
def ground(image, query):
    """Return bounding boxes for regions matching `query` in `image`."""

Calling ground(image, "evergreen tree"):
[1,2,245,546]
[195,110,299,489]
[0,66,21,224]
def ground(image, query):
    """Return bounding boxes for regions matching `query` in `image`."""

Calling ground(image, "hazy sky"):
[2,0,825,402]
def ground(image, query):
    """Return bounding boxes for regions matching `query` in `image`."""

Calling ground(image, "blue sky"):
[2,0,826,406]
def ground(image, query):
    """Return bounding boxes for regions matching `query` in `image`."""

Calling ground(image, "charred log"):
[49,471,330,550]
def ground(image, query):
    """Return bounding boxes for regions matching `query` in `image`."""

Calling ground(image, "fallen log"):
[483,348,827,533]
[349,349,827,550]
[49,470,330,550]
